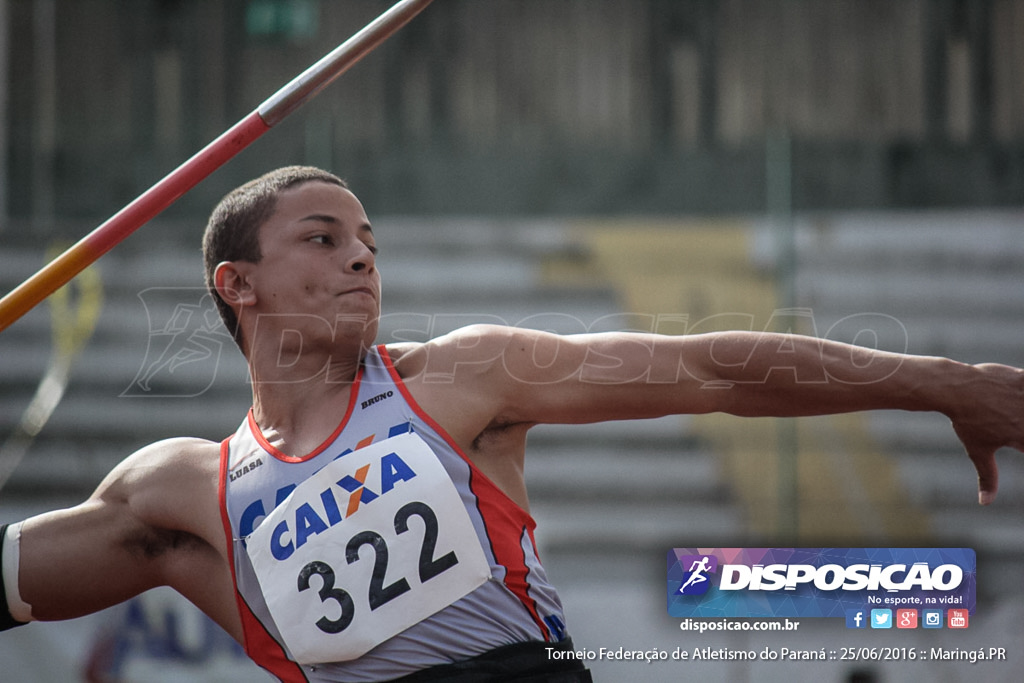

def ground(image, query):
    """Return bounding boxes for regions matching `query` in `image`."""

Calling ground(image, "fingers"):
[968,448,999,506]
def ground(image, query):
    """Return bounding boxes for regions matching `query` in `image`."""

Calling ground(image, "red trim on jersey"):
[376,344,550,640]
[218,438,308,682]
[247,365,364,463]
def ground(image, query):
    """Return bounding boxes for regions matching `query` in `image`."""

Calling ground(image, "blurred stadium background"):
[1,1,1023,681]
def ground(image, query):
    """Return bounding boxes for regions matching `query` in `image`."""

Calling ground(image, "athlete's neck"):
[247,342,367,458]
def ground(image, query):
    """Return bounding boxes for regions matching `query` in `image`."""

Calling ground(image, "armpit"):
[123,526,206,560]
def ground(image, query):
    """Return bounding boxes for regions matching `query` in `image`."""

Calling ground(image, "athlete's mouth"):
[339,286,376,298]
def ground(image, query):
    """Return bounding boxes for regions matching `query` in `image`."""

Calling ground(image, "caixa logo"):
[268,451,418,561]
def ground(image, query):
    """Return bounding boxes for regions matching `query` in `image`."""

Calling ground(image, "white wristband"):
[2,522,34,622]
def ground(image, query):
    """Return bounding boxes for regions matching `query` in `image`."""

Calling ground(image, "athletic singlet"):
[219,345,568,682]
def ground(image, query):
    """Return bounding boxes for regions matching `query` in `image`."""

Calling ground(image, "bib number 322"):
[247,432,491,664]
[298,501,457,634]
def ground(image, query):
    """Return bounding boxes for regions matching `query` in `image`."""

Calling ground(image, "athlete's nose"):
[347,242,376,273]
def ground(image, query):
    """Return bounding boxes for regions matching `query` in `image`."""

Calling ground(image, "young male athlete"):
[2,166,1022,682]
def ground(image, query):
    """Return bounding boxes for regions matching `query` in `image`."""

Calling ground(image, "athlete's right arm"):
[7,437,234,629]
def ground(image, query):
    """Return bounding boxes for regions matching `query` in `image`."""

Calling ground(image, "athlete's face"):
[245,181,381,349]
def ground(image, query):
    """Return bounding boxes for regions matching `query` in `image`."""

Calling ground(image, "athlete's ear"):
[214,261,257,308]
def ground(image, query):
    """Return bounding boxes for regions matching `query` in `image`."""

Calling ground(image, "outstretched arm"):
[428,325,1024,505]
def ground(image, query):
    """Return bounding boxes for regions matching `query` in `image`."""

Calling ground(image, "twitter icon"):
[870,609,892,629]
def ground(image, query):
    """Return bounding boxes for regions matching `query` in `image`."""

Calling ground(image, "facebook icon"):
[845,609,867,629]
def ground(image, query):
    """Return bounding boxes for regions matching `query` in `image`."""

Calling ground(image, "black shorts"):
[388,639,593,682]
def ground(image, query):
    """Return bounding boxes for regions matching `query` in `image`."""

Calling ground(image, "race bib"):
[247,432,491,664]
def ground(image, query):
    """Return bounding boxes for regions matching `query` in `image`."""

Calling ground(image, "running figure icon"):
[679,556,712,593]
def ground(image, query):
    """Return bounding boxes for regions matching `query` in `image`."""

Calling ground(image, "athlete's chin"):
[333,315,380,345]
[326,292,379,315]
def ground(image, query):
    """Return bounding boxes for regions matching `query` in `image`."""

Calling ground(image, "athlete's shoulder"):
[99,437,222,496]
[383,324,516,380]
[76,436,229,568]
[130,436,222,465]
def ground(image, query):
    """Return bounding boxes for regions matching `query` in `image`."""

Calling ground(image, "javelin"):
[0,0,434,333]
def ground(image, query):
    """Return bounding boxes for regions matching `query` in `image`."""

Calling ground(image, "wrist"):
[909,356,976,419]
[1,522,33,631]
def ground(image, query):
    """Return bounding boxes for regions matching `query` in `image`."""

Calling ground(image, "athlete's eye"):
[310,234,333,246]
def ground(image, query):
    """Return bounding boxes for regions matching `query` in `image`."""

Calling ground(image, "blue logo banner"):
[667,548,975,619]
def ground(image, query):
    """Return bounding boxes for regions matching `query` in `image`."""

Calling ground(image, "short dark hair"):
[202,165,347,347]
